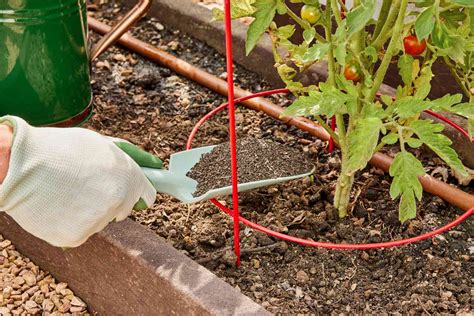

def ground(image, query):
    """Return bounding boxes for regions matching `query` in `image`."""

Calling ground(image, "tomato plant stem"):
[324,4,337,87]
[330,0,343,27]
[443,57,471,99]
[371,0,401,52]
[369,0,408,101]
[373,0,392,40]
[334,171,354,217]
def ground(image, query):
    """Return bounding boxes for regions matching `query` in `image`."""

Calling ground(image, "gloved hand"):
[0,116,162,248]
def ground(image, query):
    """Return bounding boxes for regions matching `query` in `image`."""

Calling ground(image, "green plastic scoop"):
[141,145,315,204]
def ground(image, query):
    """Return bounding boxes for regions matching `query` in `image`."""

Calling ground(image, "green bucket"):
[0,0,151,127]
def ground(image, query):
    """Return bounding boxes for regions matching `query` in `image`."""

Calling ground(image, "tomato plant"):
[300,5,321,24]
[403,35,427,56]
[215,0,474,222]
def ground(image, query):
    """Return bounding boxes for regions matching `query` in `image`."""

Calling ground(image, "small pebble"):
[296,270,310,284]
[252,259,261,269]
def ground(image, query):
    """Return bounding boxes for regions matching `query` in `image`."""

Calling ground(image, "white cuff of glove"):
[0,116,156,247]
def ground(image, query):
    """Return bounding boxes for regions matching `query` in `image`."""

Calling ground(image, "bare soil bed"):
[86,1,473,314]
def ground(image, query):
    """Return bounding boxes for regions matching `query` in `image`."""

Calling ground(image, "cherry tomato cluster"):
[403,35,427,56]
[300,5,321,24]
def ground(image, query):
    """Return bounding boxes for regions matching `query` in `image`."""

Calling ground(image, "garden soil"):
[187,138,313,196]
[87,1,473,314]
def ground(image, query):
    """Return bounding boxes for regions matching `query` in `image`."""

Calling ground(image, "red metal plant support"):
[218,0,472,258]
[186,89,473,251]
[223,0,241,266]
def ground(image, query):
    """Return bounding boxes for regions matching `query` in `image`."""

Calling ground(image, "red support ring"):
[186,89,473,250]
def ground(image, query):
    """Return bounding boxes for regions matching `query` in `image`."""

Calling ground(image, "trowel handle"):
[141,167,170,193]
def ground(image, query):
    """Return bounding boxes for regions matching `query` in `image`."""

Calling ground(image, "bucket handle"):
[89,0,152,60]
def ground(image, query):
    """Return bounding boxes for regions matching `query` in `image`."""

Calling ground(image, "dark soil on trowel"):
[187,138,313,196]
[87,1,473,314]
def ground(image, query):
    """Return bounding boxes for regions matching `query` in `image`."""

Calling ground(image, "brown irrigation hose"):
[88,17,474,211]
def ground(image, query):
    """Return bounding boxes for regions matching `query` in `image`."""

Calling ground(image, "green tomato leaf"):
[276,0,287,14]
[281,94,316,117]
[452,0,474,7]
[360,102,387,120]
[432,22,452,49]
[406,137,424,148]
[303,28,316,44]
[440,9,467,30]
[410,120,468,176]
[415,0,435,8]
[333,23,347,65]
[382,133,399,145]
[334,44,347,66]
[346,0,376,35]
[389,152,425,223]
[302,42,330,63]
[388,96,432,119]
[364,46,378,63]
[282,86,354,118]
[335,74,358,96]
[415,6,436,40]
[380,95,394,106]
[345,117,382,174]
[440,34,467,65]
[429,94,463,111]
[414,66,433,99]
[246,0,278,55]
[277,64,297,82]
[274,25,296,40]
[398,55,414,86]
[212,0,256,21]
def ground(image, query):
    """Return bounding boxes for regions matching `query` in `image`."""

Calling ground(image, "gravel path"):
[0,236,90,316]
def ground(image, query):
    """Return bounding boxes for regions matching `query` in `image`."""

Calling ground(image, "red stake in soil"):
[223,0,241,266]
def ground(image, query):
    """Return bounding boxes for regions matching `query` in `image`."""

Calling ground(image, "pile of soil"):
[187,138,313,196]
[87,1,473,314]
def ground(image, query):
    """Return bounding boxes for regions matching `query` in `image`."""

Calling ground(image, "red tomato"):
[344,64,361,82]
[403,35,427,56]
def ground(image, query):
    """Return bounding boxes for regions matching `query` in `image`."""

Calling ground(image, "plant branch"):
[373,0,392,40]
[324,0,346,143]
[371,0,401,52]
[368,0,408,101]
[443,56,471,99]
[396,125,406,151]
[324,6,336,86]
[330,0,343,28]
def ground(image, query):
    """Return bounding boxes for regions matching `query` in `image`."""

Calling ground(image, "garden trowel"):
[141,145,314,204]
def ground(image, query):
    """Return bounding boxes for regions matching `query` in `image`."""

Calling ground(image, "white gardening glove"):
[0,116,161,248]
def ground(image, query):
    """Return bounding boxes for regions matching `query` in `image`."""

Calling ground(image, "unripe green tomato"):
[300,5,321,24]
